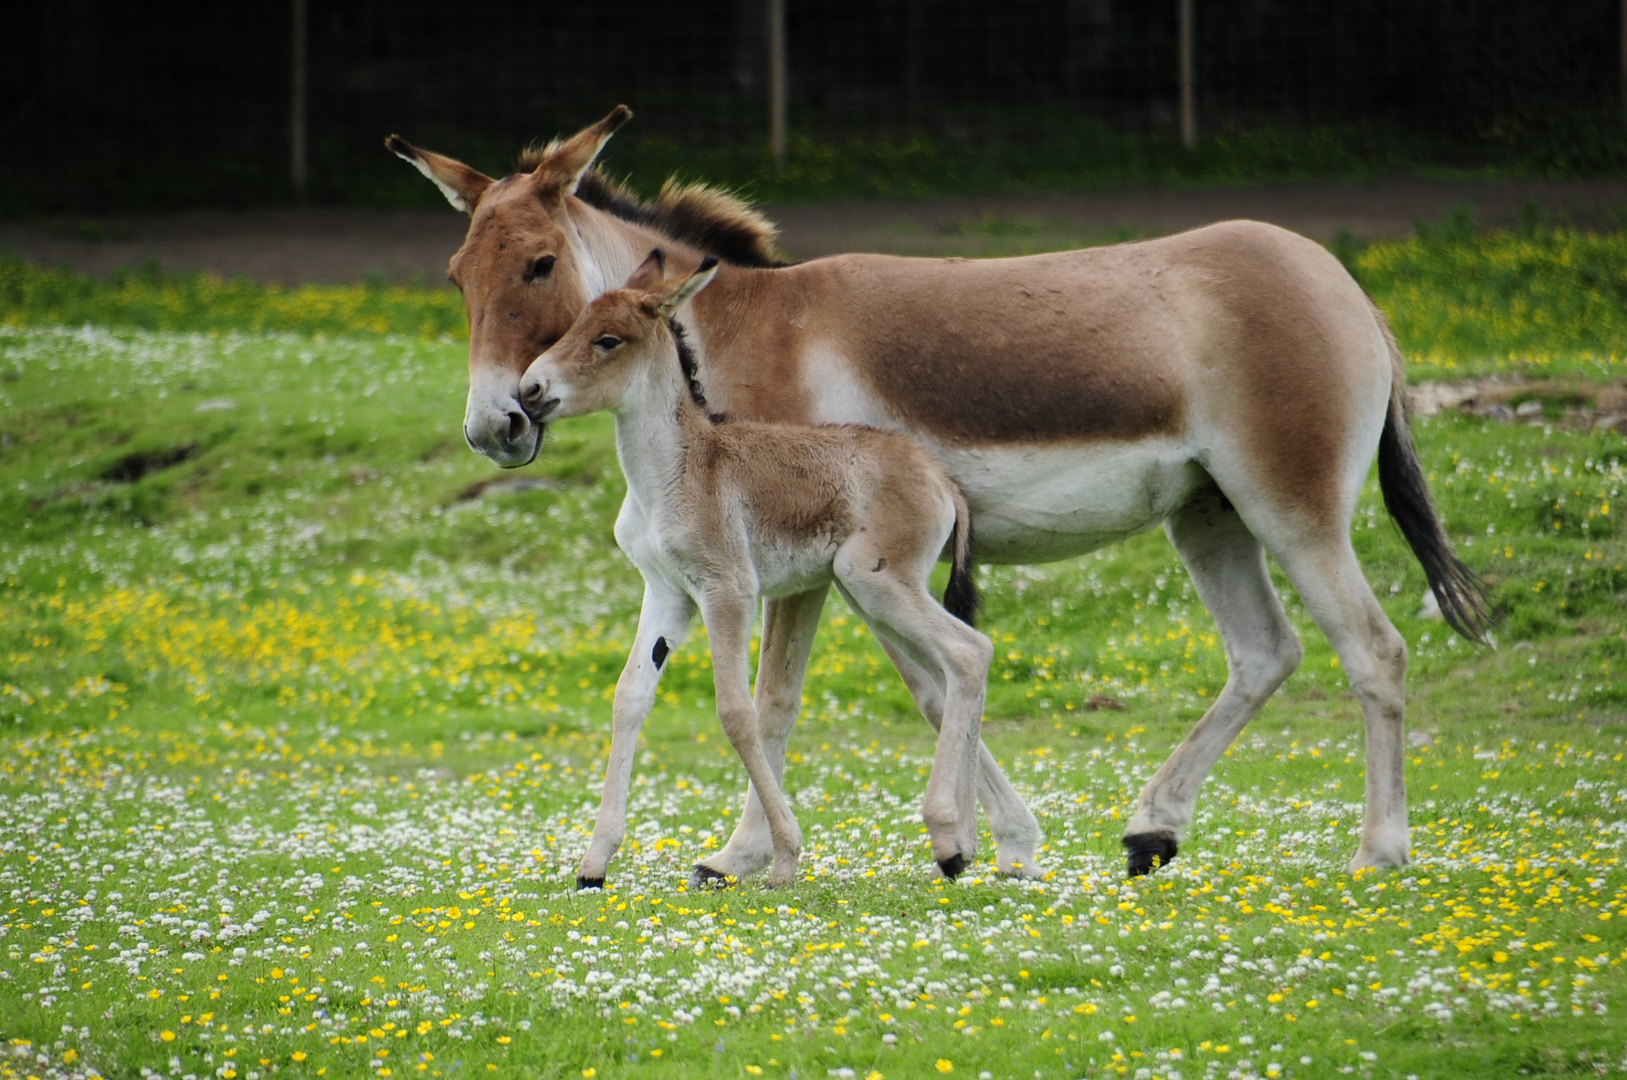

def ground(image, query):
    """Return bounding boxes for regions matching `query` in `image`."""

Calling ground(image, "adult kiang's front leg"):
[700,587,826,886]
[577,584,694,889]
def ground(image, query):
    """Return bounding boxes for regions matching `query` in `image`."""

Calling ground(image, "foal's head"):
[517,250,718,427]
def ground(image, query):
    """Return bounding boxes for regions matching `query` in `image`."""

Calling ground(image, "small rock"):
[1514,400,1545,419]
[1408,382,1480,418]
[1476,402,1515,422]
[1417,589,1443,621]
[194,398,238,412]
[1406,730,1434,748]
[458,475,563,500]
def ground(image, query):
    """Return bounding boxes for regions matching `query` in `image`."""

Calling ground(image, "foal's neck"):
[611,329,713,510]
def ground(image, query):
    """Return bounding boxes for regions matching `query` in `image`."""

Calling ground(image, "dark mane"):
[571,168,787,270]
[667,316,725,422]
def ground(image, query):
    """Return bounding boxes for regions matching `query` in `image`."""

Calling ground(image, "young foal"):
[521,250,993,888]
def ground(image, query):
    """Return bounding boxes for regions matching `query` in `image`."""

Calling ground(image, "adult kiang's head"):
[386,106,632,468]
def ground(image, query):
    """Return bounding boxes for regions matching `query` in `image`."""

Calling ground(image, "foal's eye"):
[592,336,621,351]
[528,255,556,280]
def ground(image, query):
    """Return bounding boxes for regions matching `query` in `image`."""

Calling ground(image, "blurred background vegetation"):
[4,0,1627,216]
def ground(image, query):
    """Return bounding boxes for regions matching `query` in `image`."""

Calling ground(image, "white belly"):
[616,494,836,601]
[935,438,1205,563]
[750,536,838,598]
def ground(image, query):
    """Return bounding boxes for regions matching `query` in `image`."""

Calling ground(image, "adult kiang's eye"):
[528,255,556,280]
[592,336,621,351]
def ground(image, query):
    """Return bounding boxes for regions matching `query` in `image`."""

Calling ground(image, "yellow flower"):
[160,1031,176,1042]
[583,1071,596,1079]
[936,1061,954,1074]
[292,1051,307,1062]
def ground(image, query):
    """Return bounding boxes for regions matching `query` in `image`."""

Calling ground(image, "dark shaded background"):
[2,0,1623,216]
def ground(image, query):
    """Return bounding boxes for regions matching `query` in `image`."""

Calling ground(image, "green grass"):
[0,258,466,341]
[1,226,1626,1078]
[9,214,1627,383]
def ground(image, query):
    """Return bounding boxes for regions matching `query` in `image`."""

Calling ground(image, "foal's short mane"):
[666,316,725,423]
[518,147,785,269]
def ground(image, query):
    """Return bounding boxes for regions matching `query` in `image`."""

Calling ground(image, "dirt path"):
[5,176,1627,285]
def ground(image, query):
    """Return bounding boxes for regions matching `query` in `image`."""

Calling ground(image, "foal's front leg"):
[576,583,695,889]
[698,588,804,887]
[702,588,827,884]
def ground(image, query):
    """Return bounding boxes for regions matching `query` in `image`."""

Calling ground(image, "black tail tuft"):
[942,496,980,627]
[1378,396,1494,644]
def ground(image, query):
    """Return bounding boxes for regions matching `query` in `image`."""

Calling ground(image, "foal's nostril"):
[505,410,529,443]
[520,381,544,406]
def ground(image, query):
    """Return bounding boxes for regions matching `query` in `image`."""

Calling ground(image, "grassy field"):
[1,224,1626,1079]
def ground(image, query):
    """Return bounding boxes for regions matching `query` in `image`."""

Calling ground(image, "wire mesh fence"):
[2,0,1623,216]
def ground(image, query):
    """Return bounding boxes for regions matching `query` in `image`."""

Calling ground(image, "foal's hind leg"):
[874,636,1044,878]
[1270,538,1410,872]
[834,563,992,881]
[1124,493,1303,875]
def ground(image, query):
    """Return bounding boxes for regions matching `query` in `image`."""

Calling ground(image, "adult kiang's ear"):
[384,135,493,214]
[646,256,720,317]
[623,248,667,292]
[531,105,633,200]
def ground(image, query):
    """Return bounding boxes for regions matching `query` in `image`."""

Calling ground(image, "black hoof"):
[937,853,968,881]
[1123,832,1178,877]
[575,875,605,891]
[688,864,734,889]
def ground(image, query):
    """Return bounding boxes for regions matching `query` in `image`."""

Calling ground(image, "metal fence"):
[1,0,1622,216]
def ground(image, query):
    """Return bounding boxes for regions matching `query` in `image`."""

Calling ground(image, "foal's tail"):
[1371,302,1494,645]
[943,485,980,627]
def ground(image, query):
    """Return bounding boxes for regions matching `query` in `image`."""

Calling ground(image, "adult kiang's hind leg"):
[1122,491,1303,876]
[873,636,1044,877]
[1269,536,1411,872]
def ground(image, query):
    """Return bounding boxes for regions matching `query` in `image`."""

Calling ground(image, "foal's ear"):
[533,105,633,198]
[623,248,667,293]
[385,136,493,215]
[647,256,720,317]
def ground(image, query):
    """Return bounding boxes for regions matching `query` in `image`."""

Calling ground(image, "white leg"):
[1123,492,1302,874]
[1271,539,1411,872]
[698,588,805,887]
[576,583,694,888]
[834,563,993,880]
[874,635,1044,878]
[700,587,827,884]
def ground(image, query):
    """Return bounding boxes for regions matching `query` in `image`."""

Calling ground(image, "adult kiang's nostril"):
[505,411,529,443]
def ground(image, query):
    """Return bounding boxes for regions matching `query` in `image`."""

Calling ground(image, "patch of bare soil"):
[1409,376,1627,434]
[4,176,1627,285]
